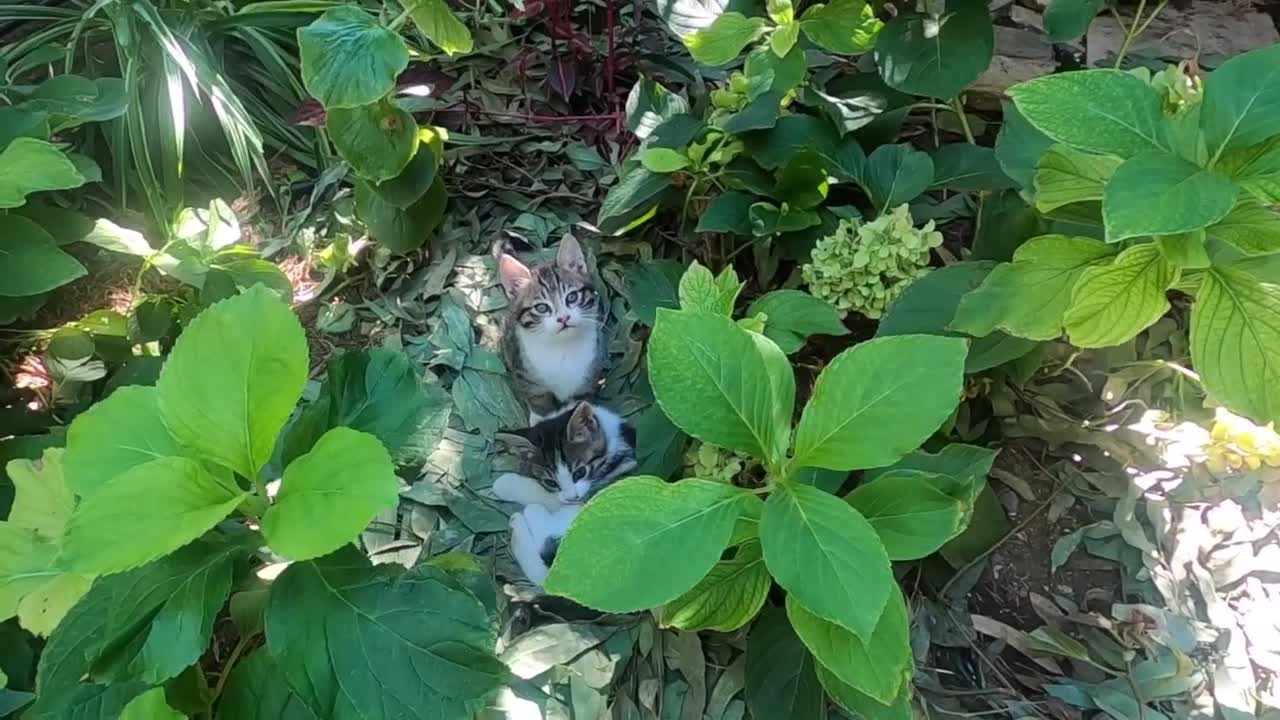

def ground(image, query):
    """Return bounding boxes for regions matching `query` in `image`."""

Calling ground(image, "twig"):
[952,96,976,144]
[208,631,258,709]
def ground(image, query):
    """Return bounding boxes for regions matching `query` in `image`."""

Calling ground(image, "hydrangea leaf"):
[1063,243,1177,348]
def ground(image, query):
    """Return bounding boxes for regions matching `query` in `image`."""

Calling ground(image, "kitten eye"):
[534,302,552,314]
[573,467,588,481]
[565,290,579,305]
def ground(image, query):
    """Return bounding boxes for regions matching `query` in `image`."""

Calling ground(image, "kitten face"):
[507,402,636,503]
[499,236,600,341]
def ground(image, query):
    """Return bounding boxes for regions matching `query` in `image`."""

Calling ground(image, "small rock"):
[1010,4,1045,31]
[1086,0,1280,67]
[970,26,1057,107]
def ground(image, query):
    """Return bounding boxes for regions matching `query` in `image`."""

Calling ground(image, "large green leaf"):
[328,101,418,183]
[1190,268,1280,424]
[1008,70,1171,157]
[626,79,690,140]
[264,548,506,720]
[0,106,50,148]
[158,286,307,480]
[36,537,245,697]
[658,540,770,632]
[684,12,769,66]
[1202,45,1280,159]
[786,588,911,703]
[951,235,1116,340]
[1216,137,1280,204]
[544,477,746,611]
[0,525,56,627]
[746,289,849,354]
[791,335,967,472]
[0,138,86,209]
[356,175,446,252]
[678,261,742,315]
[405,0,473,55]
[61,457,247,574]
[846,470,966,560]
[1043,0,1105,41]
[298,7,408,108]
[372,143,439,208]
[760,482,892,641]
[26,683,148,718]
[218,649,315,719]
[745,608,826,720]
[63,386,189,498]
[696,191,754,235]
[597,164,672,235]
[799,0,881,54]
[119,688,184,720]
[873,0,993,99]
[20,75,127,130]
[0,215,85,297]
[857,143,934,212]
[1103,153,1236,241]
[263,428,398,561]
[930,144,1014,192]
[1033,144,1121,213]
[1063,244,1177,348]
[1207,201,1280,255]
[818,663,912,720]
[648,309,794,463]
[995,101,1055,191]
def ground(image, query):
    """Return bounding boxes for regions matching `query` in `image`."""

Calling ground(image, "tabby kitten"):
[498,236,604,421]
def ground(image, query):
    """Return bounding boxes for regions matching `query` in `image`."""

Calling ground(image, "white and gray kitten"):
[493,401,636,585]
[498,236,604,422]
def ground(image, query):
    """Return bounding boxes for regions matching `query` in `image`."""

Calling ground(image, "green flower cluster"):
[709,71,795,125]
[1131,62,1202,115]
[683,441,746,484]
[802,204,942,319]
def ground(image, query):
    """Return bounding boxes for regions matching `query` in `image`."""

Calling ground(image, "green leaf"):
[372,142,439,208]
[63,386,189,498]
[858,143,934,212]
[5,450,73,540]
[873,0,993,99]
[846,470,966,560]
[654,0,734,38]
[760,482,892,641]
[745,44,806,95]
[1207,201,1280,255]
[786,588,911,703]
[1215,136,1280,204]
[745,114,839,170]
[328,101,418,183]
[749,202,820,235]
[0,525,56,624]
[545,477,746,611]
[265,547,506,719]
[1043,0,1105,41]
[38,537,245,695]
[995,100,1055,191]
[802,87,884,136]
[720,91,784,135]
[406,0,473,55]
[791,335,967,472]
[1202,45,1280,159]
[120,688,184,720]
[1033,144,1122,213]
[775,149,830,209]
[1157,231,1211,270]
[626,260,683,326]
[951,235,1117,340]
[298,6,409,108]
[357,175,447,252]
[1063,243,1177,348]
[685,13,769,66]
[218,649,314,720]
[648,309,794,462]
[678,261,742,315]
[878,261,990,334]
[799,0,882,54]
[61,457,247,574]
[626,79,690,140]
[263,428,397,561]
[865,443,996,507]
[0,216,85,297]
[659,540,769,632]
[597,164,673,235]
[745,608,826,720]
[1191,268,1280,424]
[158,285,308,480]
[696,191,755,235]
[930,144,1014,192]
[1008,70,1171,157]
[746,289,849,354]
[640,147,690,173]
[1103,153,1237,241]
[0,107,50,149]
[20,75,127,131]
[0,138,86,208]
[818,664,912,720]
[770,21,799,57]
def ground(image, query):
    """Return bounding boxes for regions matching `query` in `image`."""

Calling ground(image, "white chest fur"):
[519,329,595,401]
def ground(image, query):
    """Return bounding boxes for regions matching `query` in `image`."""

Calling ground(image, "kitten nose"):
[557,315,571,326]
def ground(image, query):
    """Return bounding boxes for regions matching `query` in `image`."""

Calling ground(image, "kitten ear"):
[556,235,587,275]
[499,254,533,299]
[567,401,599,443]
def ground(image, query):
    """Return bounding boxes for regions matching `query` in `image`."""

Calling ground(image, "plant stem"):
[952,96,976,144]
[1112,0,1167,69]
[208,631,258,709]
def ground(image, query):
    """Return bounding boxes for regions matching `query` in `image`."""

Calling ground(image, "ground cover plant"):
[2,0,1280,718]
